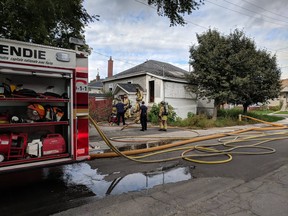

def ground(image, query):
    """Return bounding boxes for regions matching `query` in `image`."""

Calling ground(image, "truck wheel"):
[0,154,4,162]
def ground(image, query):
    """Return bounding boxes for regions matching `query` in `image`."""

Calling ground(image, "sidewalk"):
[188,164,288,216]
[54,163,288,216]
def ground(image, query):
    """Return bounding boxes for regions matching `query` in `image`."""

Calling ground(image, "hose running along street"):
[88,115,288,164]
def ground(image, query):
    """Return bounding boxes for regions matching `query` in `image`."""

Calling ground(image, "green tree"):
[187,29,232,119]
[0,0,204,48]
[187,29,281,119]
[0,0,98,50]
[148,0,205,26]
[226,30,281,113]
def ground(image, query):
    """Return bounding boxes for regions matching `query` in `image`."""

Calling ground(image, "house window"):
[149,80,155,103]
[109,84,113,92]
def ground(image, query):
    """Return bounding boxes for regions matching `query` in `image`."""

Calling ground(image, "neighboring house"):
[280,79,288,110]
[280,87,288,110]
[88,72,104,94]
[88,93,107,101]
[102,59,199,119]
[268,79,288,110]
[112,83,143,105]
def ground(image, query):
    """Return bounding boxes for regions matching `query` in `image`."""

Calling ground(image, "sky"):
[83,0,288,82]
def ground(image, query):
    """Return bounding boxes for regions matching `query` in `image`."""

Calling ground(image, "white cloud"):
[84,0,288,81]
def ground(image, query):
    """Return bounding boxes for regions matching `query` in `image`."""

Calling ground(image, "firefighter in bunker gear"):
[133,87,143,123]
[109,96,118,125]
[135,87,143,101]
[123,94,131,119]
[159,101,168,131]
[133,100,141,124]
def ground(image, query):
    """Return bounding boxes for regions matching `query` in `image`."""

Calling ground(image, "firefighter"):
[159,101,168,131]
[133,88,143,124]
[109,96,118,125]
[135,87,143,101]
[112,96,118,115]
[139,101,148,131]
[114,98,125,126]
[133,97,141,124]
[123,94,131,119]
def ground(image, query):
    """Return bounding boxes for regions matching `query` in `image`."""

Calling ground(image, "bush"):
[170,107,285,129]
[217,108,243,119]
[148,102,177,124]
[171,114,215,129]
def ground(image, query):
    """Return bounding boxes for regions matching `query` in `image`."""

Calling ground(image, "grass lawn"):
[274,111,288,114]
[250,110,275,115]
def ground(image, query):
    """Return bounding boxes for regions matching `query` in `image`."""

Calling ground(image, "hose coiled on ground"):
[89,115,288,164]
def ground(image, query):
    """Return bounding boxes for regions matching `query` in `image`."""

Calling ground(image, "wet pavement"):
[52,118,288,216]
[63,163,192,198]
[1,117,288,216]
[54,164,288,216]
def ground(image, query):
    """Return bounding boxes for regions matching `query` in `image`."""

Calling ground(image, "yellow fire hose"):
[88,115,288,164]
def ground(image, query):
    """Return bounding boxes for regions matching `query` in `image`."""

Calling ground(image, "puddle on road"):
[0,163,193,215]
[62,163,192,198]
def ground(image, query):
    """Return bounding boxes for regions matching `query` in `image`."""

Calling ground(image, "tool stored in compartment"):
[42,134,66,155]
[0,133,28,161]
[27,104,45,121]
[0,113,10,124]
[26,139,43,158]
[0,134,9,162]
[45,105,64,122]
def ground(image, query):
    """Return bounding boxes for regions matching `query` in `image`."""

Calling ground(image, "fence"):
[89,97,113,122]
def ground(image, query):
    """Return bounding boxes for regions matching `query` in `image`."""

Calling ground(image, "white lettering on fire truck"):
[0,44,46,60]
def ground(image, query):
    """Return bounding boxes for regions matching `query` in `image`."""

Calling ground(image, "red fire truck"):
[0,38,90,173]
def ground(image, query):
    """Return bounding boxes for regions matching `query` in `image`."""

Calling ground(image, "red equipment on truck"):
[0,38,90,173]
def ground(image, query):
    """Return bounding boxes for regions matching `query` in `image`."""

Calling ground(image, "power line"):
[92,50,137,66]
[242,0,288,20]
[222,0,288,25]
[206,0,288,27]
[276,46,288,51]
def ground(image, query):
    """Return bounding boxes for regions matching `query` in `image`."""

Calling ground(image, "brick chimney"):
[96,68,100,81]
[108,56,113,78]
[96,72,100,81]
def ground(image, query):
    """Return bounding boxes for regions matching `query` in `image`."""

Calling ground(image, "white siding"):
[164,82,197,119]
[104,75,199,119]
[166,98,197,119]
[197,98,214,116]
[164,82,195,99]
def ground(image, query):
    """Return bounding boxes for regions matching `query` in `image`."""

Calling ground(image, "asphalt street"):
[53,117,288,216]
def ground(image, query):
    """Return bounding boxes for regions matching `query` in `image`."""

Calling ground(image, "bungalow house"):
[102,59,202,119]
[88,72,103,94]
[267,78,288,110]
[279,79,288,110]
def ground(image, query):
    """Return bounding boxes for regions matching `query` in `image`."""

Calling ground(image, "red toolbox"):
[42,134,66,156]
[0,134,10,159]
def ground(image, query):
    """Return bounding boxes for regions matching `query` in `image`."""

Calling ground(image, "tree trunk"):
[243,104,248,114]
[212,103,219,120]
